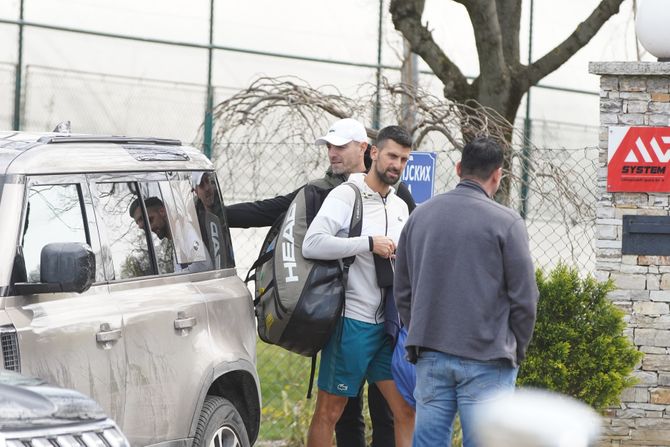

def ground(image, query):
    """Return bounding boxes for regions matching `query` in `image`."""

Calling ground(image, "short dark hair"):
[460,137,504,180]
[376,125,413,150]
[129,196,164,218]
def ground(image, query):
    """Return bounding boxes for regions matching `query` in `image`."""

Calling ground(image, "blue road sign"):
[401,151,437,204]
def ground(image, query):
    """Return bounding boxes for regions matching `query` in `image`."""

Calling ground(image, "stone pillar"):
[590,62,670,446]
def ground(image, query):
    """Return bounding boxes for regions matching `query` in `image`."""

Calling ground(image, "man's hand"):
[371,235,396,259]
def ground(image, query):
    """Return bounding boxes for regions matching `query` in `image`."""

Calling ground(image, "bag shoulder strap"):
[306,354,318,399]
[342,182,363,267]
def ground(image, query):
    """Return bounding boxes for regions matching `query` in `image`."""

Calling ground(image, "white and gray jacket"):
[303,173,409,324]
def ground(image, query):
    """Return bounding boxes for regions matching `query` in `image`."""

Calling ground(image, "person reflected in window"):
[129,196,211,273]
[193,172,223,216]
[130,196,171,240]
[192,172,229,268]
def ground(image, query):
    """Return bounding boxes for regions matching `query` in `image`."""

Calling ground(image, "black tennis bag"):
[246,182,362,357]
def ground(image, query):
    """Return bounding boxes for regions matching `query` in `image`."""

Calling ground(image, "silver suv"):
[0,369,129,447]
[0,131,261,447]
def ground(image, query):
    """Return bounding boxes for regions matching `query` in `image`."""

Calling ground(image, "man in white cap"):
[226,118,415,447]
[192,171,217,212]
[316,118,369,175]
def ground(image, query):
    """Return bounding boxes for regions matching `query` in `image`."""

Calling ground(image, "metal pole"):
[520,0,534,219]
[400,39,418,132]
[13,0,25,130]
[203,0,214,159]
[372,0,383,130]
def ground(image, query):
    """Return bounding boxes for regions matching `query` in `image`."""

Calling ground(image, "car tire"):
[193,395,250,447]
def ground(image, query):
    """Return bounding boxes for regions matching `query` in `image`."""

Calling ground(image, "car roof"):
[0,131,213,176]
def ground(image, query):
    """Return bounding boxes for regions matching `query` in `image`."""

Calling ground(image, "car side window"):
[188,171,235,269]
[95,182,156,280]
[20,184,88,283]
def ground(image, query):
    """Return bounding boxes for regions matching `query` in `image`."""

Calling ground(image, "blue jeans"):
[412,351,518,447]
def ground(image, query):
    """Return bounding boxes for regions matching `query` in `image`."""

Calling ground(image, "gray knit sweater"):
[394,179,539,366]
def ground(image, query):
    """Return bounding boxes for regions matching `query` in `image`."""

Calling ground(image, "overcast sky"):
[0,0,643,135]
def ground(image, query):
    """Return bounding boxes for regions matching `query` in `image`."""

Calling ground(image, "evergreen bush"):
[517,264,642,411]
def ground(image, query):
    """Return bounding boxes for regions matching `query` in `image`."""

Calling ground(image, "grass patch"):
[257,341,317,444]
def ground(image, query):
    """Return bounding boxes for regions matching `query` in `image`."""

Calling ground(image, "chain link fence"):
[220,135,600,277]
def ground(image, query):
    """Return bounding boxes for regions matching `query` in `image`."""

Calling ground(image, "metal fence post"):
[203,0,215,159]
[13,0,25,131]
[520,0,534,219]
[372,0,383,130]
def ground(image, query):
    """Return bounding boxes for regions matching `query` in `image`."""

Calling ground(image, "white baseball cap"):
[191,171,212,188]
[315,118,368,146]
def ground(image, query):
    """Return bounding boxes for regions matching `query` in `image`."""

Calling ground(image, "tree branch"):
[390,0,473,101]
[523,0,624,88]
[495,0,522,67]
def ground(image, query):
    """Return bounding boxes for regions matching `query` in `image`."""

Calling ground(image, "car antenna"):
[52,121,71,134]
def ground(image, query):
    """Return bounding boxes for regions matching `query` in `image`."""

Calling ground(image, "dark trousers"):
[335,383,395,447]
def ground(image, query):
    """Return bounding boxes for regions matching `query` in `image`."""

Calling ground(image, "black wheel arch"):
[205,369,261,445]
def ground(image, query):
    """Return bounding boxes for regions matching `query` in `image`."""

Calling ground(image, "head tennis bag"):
[246,182,362,357]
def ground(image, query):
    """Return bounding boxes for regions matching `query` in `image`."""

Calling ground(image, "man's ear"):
[456,161,462,178]
[369,144,379,161]
[492,166,503,183]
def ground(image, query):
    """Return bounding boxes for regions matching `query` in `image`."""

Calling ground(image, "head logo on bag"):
[282,203,299,283]
[245,183,362,357]
[209,220,221,269]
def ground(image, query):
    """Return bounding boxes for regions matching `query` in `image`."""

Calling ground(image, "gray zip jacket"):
[394,179,539,366]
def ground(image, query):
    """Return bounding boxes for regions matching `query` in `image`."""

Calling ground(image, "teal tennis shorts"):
[318,317,393,397]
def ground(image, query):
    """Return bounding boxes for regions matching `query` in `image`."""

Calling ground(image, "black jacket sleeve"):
[396,182,416,214]
[225,189,299,228]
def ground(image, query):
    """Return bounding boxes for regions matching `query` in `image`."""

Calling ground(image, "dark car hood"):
[0,369,106,428]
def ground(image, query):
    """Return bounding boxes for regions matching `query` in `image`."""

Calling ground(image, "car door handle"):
[96,323,122,344]
[174,312,197,330]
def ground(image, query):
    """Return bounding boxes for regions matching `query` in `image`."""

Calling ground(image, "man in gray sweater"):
[393,136,539,447]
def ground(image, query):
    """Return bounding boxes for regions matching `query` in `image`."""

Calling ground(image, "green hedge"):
[517,265,643,411]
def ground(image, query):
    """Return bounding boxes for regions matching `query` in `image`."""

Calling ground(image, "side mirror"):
[14,243,96,295]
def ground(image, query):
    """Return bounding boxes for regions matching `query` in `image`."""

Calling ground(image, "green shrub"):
[517,264,642,411]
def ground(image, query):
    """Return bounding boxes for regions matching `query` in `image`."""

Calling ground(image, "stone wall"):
[590,61,670,446]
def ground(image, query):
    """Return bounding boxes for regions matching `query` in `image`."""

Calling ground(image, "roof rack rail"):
[37,136,183,146]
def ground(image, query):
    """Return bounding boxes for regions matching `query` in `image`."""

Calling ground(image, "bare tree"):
[210,77,514,152]
[389,0,624,125]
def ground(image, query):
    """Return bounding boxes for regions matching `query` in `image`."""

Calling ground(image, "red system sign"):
[608,126,670,192]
